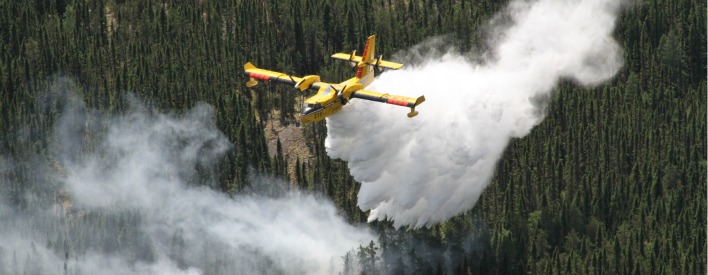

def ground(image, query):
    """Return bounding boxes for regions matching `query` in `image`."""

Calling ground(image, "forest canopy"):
[0,0,704,274]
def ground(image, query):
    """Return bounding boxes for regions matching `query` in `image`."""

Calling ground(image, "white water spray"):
[326,0,623,228]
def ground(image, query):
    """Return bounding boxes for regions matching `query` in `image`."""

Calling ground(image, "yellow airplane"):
[244,35,425,123]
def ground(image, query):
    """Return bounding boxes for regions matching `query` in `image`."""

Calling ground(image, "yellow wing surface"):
[244,62,325,91]
[349,89,425,118]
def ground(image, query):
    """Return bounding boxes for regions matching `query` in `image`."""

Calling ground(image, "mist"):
[325,0,624,228]
[0,83,373,275]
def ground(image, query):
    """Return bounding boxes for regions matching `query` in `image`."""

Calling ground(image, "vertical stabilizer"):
[355,35,376,86]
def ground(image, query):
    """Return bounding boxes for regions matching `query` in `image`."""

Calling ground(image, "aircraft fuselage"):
[298,77,360,122]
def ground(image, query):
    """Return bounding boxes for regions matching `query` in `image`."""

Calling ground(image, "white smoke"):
[0,90,373,275]
[325,0,623,228]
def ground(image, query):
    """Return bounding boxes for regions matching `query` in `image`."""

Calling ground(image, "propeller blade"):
[288,75,305,90]
[375,55,384,72]
[331,85,346,97]
[338,85,347,98]
[339,85,349,104]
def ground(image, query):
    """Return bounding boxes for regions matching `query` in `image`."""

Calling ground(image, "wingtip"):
[415,95,425,106]
[246,80,258,88]
[244,62,255,70]
[406,96,425,118]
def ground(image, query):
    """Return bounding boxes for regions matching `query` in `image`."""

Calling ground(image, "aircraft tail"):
[355,35,376,83]
[330,35,403,86]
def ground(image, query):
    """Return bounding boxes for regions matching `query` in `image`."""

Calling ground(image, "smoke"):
[325,0,624,228]
[0,83,373,275]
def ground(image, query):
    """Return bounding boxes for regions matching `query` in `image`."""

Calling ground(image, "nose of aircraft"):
[300,105,312,115]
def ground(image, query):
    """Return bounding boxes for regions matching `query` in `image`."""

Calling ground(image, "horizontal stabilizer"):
[331,53,362,63]
[331,53,403,70]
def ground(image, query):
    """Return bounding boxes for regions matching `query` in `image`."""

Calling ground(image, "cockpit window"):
[301,103,321,115]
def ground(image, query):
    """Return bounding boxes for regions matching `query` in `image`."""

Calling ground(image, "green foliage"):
[0,0,704,274]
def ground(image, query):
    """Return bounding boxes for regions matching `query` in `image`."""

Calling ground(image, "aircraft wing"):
[244,62,325,91]
[331,53,403,70]
[350,89,425,117]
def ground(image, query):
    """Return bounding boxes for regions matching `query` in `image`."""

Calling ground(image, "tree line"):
[0,0,704,274]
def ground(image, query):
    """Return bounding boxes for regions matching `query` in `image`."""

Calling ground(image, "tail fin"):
[355,35,376,84]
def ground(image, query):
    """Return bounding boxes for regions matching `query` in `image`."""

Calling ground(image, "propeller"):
[288,75,299,91]
[331,85,349,105]
[289,75,310,92]
[374,55,384,72]
[329,85,342,97]
[290,75,319,91]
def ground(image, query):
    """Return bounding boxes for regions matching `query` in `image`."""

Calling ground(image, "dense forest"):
[0,0,705,274]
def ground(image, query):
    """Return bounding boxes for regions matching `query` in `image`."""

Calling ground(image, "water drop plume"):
[326,0,624,228]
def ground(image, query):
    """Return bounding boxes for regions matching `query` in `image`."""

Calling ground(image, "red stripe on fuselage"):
[356,39,371,79]
[355,67,364,79]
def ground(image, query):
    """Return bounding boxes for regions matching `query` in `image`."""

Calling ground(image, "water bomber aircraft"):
[244,35,425,123]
